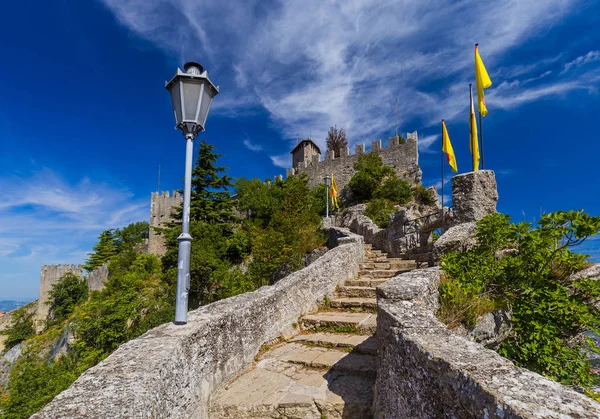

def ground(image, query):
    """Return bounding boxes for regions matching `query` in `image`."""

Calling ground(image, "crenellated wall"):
[286,132,421,192]
[35,264,83,332]
[148,190,183,256]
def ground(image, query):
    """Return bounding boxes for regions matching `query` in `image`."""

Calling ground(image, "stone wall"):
[32,228,364,419]
[287,132,420,192]
[35,265,83,332]
[86,264,109,292]
[374,268,600,418]
[148,190,183,256]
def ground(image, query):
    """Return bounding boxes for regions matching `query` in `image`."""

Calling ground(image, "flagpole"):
[479,113,485,169]
[469,84,475,172]
[441,120,445,232]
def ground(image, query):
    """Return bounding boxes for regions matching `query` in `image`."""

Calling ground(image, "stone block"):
[355,144,365,154]
[371,139,382,151]
[451,170,498,224]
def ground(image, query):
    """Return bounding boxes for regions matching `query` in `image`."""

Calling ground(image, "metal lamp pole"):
[166,62,219,325]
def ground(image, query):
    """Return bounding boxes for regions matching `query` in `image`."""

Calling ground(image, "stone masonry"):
[287,132,421,192]
[148,190,183,256]
[35,264,83,332]
[32,228,364,418]
[452,169,498,224]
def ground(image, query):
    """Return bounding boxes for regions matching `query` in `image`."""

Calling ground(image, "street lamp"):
[166,62,219,325]
[324,175,331,218]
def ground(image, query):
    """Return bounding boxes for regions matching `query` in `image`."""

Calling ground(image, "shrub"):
[374,177,412,204]
[439,211,600,387]
[413,185,434,206]
[365,198,396,228]
[47,273,89,323]
[348,153,394,203]
[1,307,35,351]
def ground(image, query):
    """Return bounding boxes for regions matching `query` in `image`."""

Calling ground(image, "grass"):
[313,324,364,335]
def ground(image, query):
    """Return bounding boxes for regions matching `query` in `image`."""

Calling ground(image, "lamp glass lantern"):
[165,62,219,137]
[324,175,331,187]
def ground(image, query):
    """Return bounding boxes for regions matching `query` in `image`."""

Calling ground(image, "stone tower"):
[148,190,183,256]
[35,264,83,332]
[291,139,321,169]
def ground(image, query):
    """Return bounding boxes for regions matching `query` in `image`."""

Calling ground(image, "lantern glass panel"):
[168,80,183,125]
[199,86,213,127]
[182,81,202,122]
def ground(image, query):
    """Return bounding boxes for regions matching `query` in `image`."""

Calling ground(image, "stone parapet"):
[32,228,364,418]
[452,170,498,224]
[373,268,600,418]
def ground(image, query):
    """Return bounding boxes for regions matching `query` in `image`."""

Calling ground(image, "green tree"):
[189,142,234,224]
[439,211,600,387]
[47,273,89,323]
[1,353,81,419]
[365,198,397,228]
[348,153,394,202]
[374,177,412,204]
[74,253,171,365]
[1,307,35,351]
[83,229,117,271]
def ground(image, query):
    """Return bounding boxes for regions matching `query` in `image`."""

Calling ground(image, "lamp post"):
[324,175,331,218]
[165,62,219,325]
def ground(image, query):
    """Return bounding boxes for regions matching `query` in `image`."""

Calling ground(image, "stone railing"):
[374,268,600,418]
[32,228,364,418]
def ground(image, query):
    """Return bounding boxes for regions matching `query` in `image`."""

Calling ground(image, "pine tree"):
[189,142,234,224]
[83,229,118,271]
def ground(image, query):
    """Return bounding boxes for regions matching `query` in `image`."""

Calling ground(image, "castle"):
[286,131,421,191]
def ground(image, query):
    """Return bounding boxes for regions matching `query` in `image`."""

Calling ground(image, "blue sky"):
[1,0,599,301]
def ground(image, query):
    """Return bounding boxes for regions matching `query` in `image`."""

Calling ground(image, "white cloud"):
[419,135,440,154]
[562,51,600,74]
[243,138,263,152]
[100,0,596,156]
[0,167,148,299]
[270,154,290,169]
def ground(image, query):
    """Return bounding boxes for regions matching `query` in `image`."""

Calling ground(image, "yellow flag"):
[441,120,458,173]
[470,87,480,171]
[330,174,339,210]
[474,44,492,116]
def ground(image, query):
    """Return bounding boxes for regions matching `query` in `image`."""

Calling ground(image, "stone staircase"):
[209,244,418,419]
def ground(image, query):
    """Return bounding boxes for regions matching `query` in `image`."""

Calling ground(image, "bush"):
[348,153,394,203]
[1,307,35,351]
[439,211,600,387]
[374,177,412,204]
[47,273,88,323]
[365,198,396,228]
[413,185,434,205]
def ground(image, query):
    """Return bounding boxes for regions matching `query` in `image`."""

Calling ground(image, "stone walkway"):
[209,244,419,419]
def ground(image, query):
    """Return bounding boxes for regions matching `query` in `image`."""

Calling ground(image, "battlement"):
[41,264,83,272]
[151,190,182,199]
[287,131,421,190]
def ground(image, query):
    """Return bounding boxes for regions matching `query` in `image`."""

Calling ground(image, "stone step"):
[329,297,377,310]
[345,279,388,288]
[209,358,374,418]
[291,333,378,355]
[359,260,417,270]
[278,344,377,378]
[301,312,377,334]
[358,269,406,279]
[365,256,388,262]
[339,286,377,299]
